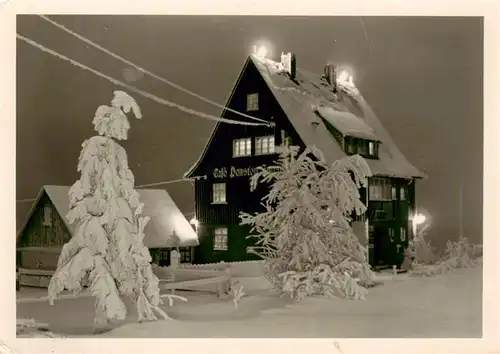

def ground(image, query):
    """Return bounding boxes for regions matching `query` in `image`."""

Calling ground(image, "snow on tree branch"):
[48,91,170,330]
[240,144,377,301]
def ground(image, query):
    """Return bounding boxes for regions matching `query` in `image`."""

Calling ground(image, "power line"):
[16,178,191,203]
[17,34,270,128]
[16,198,37,204]
[136,178,191,189]
[359,17,372,54]
[39,15,269,125]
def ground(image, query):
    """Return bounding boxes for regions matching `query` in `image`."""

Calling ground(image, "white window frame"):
[214,227,228,251]
[255,135,275,155]
[369,177,392,201]
[400,186,406,200]
[246,93,259,111]
[212,183,226,204]
[233,138,252,157]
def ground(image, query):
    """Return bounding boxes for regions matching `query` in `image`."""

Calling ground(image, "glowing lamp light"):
[337,70,354,86]
[411,212,427,237]
[254,45,268,58]
[412,213,426,226]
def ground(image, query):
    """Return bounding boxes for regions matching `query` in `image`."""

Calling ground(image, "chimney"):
[324,64,337,92]
[281,52,297,80]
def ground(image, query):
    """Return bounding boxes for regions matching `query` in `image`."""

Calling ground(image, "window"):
[369,178,392,201]
[246,93,259,111]
[345,138,379,158]
[400,186,406,201]
[345,138,355,155]
[42,205,52,226]
[212,183,226,204]
[233,138,252,157]
[358,141,369,156]
[369,141,375,156]
[214,227,228,251]
[255,135,275,155]
[179,247,192,263]
[391,186,397,200]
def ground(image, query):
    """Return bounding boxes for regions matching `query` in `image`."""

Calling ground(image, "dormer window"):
[246,93,259,111]
[344,137,379,159]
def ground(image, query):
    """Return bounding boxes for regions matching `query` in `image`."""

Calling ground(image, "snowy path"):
[17,267,482,338]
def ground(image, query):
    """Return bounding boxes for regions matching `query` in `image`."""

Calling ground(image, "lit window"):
[214,227,228,251]
[255,135,275,155]
[246,93,259,111]
[369,142,375,156]
[400,187,406,200]
[369,177,392,201]
[212,183,226,204]
[391,186,397,200]
[43,205,52,226]
[233,138,252,157]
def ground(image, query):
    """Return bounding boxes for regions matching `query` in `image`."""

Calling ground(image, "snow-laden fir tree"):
[239,145,378,301]
[408,224,483,277]
[48,91,169,326]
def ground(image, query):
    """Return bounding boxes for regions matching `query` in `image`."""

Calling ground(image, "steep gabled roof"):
[17,185,199,248]
[250,55,425,179]
[185,55,425,180]
[184,58,252,179]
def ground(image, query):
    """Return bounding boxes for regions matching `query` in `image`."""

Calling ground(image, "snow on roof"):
[18,185,199,248]
[250,54,425,179]
[313,104,378,141]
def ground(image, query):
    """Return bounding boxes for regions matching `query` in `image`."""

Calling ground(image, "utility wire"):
[359,16,372,54]
[16,178,191,203]
[17,34,270,128]
[39,15,269,125]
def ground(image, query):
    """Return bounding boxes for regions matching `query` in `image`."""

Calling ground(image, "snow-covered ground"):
[17,267,482,338]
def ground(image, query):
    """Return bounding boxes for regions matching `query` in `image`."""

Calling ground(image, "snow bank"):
[102,267,481,338]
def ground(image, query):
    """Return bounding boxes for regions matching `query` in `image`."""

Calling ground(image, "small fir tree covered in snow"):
[408,224,482,277]
[240,145,378,301]
[48,91,169,327]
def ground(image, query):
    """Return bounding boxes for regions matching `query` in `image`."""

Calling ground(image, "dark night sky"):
[16,15,483,248]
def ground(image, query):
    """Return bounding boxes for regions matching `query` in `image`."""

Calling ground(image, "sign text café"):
[212,165,269,179]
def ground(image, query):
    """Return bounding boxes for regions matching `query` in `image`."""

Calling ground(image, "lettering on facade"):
[212,165,267,179]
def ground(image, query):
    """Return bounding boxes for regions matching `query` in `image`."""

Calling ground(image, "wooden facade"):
[185,55,422,268]
[17,186,199,283]
[187,59,305,264]
[17,192,70,271]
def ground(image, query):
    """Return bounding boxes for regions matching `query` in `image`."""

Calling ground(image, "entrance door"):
[372,224,388,267]
[372,225,406,268]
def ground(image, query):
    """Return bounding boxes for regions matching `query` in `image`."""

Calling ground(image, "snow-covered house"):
[184,53,425,268]
[16,185,199,278]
